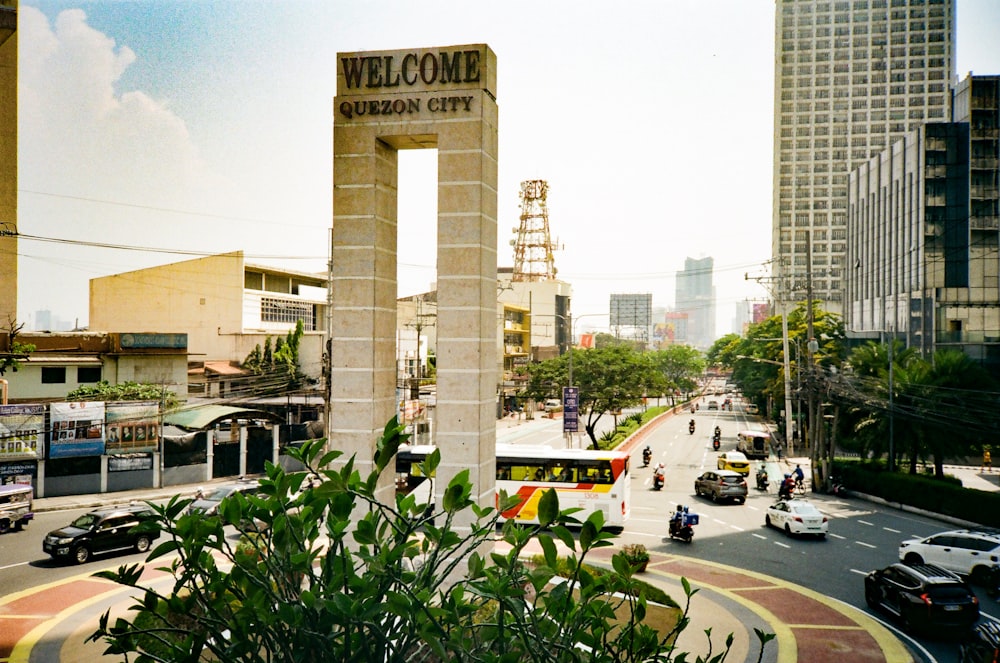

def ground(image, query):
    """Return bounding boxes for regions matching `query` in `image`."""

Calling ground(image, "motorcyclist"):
[642,445,652,467]
[779,473,795,499]
[669,504,684,528]
[653,463,666,489]
[756,464,769,490]
[714,426,721,438]
[688,419,696,434]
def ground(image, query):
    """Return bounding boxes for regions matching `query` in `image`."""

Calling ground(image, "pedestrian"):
[984,448,993,473]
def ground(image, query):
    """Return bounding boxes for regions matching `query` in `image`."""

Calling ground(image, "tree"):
[648,346,705,404]
[525,345,661,448]
[0,317,35,376]
[242,320,307,394]
[89,418,768,662]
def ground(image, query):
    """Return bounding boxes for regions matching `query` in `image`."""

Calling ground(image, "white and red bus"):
[396,444,631,529]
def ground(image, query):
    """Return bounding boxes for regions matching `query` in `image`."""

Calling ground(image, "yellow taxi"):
[716,451,751,476]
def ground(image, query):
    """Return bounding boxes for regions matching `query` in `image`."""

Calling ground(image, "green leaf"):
[538,534,558,568]
[537,487,558,526]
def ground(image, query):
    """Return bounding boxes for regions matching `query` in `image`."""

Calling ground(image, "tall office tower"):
[675,256,716,349]
[772,0,954,312]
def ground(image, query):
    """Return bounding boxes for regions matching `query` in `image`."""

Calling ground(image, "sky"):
[14,0,1000,337]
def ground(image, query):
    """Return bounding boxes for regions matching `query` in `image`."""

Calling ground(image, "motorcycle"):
[642,447,652,468]
[829,476,847,497]
[668,507,697,543]
[756,468,769,491]
[652,465,665,491]
[778,477,795,500]
[688,420,696,435]
[712,432,721,450]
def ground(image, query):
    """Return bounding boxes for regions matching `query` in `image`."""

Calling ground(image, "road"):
[619,397,994,663]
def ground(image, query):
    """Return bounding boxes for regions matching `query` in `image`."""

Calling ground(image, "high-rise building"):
[772,0,954,312]
[675,256,715,349]
[845,75,1000,373]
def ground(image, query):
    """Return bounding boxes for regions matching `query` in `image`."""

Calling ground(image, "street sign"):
[562,387,579,433]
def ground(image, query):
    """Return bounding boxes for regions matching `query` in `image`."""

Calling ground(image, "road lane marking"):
[0,561,29,571]
[752,533,767,540]
[882,527,901,533]
[774,541,790,549]
[858,520,874,526]
[849,568,869,576]
[857,541,877,549]
[827,532,846,540]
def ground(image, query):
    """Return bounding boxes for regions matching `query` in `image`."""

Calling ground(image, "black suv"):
[865,562,980,633]
[43,504,160,564]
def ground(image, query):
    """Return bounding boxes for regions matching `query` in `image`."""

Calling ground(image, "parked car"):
[765,499,828,538]
[543,399,563,413]
[186,479,260,523]
[43,503,159,564]
[0,483,34,534]
[865,563,979,633]
[716,451,751,476]
[898,528,1000,582]
[694,469,747,504]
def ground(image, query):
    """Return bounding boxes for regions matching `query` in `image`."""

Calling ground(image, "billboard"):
[106,401,160,454]
[49,402,106,458]
[609,293,652,327]
[0,404,45,460]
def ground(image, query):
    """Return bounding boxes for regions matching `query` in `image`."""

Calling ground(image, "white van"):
[745,404,759,415]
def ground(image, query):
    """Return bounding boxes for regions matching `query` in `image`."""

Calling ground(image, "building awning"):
[23,354,103,365]
[163,405,283,431]
[188,361,249,377]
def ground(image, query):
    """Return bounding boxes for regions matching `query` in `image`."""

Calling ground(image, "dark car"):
[43,503,160,564]
[186,479,260,523]
[865,563,979,634]
[693,470,747,504]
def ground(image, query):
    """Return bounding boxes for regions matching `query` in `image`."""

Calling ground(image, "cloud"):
[19,7,227,211]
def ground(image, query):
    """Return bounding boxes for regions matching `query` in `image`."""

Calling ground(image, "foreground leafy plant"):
[89,417,772,662]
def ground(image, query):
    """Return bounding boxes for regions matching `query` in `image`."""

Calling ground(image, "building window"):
[77,366,102,383]
[42,367,67,384]
[260,297,316,330]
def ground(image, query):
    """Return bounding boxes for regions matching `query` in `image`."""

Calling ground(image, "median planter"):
[622,543,650,573]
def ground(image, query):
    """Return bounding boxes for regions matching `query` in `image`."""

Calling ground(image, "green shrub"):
[834,459,1000,526]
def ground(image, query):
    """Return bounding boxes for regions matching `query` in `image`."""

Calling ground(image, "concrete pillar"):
[332,45,499,524]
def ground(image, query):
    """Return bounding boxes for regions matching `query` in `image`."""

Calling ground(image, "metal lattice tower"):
[512,180,557,282]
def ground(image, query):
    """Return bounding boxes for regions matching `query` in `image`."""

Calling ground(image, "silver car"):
[694,470,748,504]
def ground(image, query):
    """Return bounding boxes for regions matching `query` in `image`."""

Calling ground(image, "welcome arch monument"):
[331,44,498,521]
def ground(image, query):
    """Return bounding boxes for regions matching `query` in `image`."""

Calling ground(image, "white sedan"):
[764,499,828,538]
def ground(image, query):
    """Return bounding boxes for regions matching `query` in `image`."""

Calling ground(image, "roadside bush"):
[834,460,1000,527]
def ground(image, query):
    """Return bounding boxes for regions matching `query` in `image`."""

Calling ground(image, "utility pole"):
[746,261,794,452]
[805,231,821,490]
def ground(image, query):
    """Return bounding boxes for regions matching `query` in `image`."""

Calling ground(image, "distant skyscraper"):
[772,0,954,312]
[675,257,715,349]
